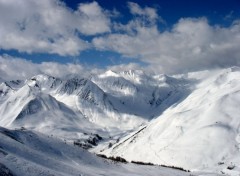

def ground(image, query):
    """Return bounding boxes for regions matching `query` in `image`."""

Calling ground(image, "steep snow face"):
[0,70,195,143]
[22,72,189,130]
[55,75,153,130]
[119,70,147,84]
[0,127,189,176]
[48,75,144,129]
[0,84,106,147]
[27,74,62,92]
[26,75,123,128]
[0,80,23,102]
[94,72,138,97]
[0,85,34,127]
[100,67,240,174]
[0,82,12,98]
[92,70,190,120]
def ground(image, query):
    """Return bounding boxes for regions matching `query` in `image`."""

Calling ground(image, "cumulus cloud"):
[0,55,144,81]
[128,2,158,21]
[0,55,103,80]
[76,1,111,35]
[93,16,240,73]
[107,63,142,73]
[1,1,240,74]
[0,0,110,56]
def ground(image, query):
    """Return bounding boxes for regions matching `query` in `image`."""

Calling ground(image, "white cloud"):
[0,55,102,80]
[0,54,145,81]
[76,1,111,35]
[128,2,158,21]
[107,63,142,73]
[0,0,110,56]
[1,1,239,74]
[93,17,240,73]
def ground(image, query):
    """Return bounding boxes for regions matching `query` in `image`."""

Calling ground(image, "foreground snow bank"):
[0,127,190,176]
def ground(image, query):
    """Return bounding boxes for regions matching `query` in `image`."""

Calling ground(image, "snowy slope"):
[0,82,12,99]
[99,67,240,175]
[0,127,189,176]
[92,70,189,121]
[0,80,23,103]
[0,83,107,148]
[1,71,186,147]
[27,74,145,130]
[0,85,35,127]
[1,67,240,175]
[21,72,187,131]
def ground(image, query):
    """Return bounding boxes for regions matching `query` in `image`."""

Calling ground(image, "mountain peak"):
[99,70,119,78]
[31,74,56,81]
[120,69,145,76]
[119,70,148,84]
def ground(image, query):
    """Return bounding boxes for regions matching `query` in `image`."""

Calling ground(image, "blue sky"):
[64,0,240,25]
[0,0,240,76]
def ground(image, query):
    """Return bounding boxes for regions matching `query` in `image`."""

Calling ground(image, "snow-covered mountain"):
[1,70,186,131]
[0,67,240,175]
[0,126,189,176]
[0,79,23,101]
[0,82,107,148]
[28,73,146,130]
[0,70,187,149]
[97,67,240,175]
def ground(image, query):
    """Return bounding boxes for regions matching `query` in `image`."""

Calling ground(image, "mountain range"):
[0,67,240,175]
